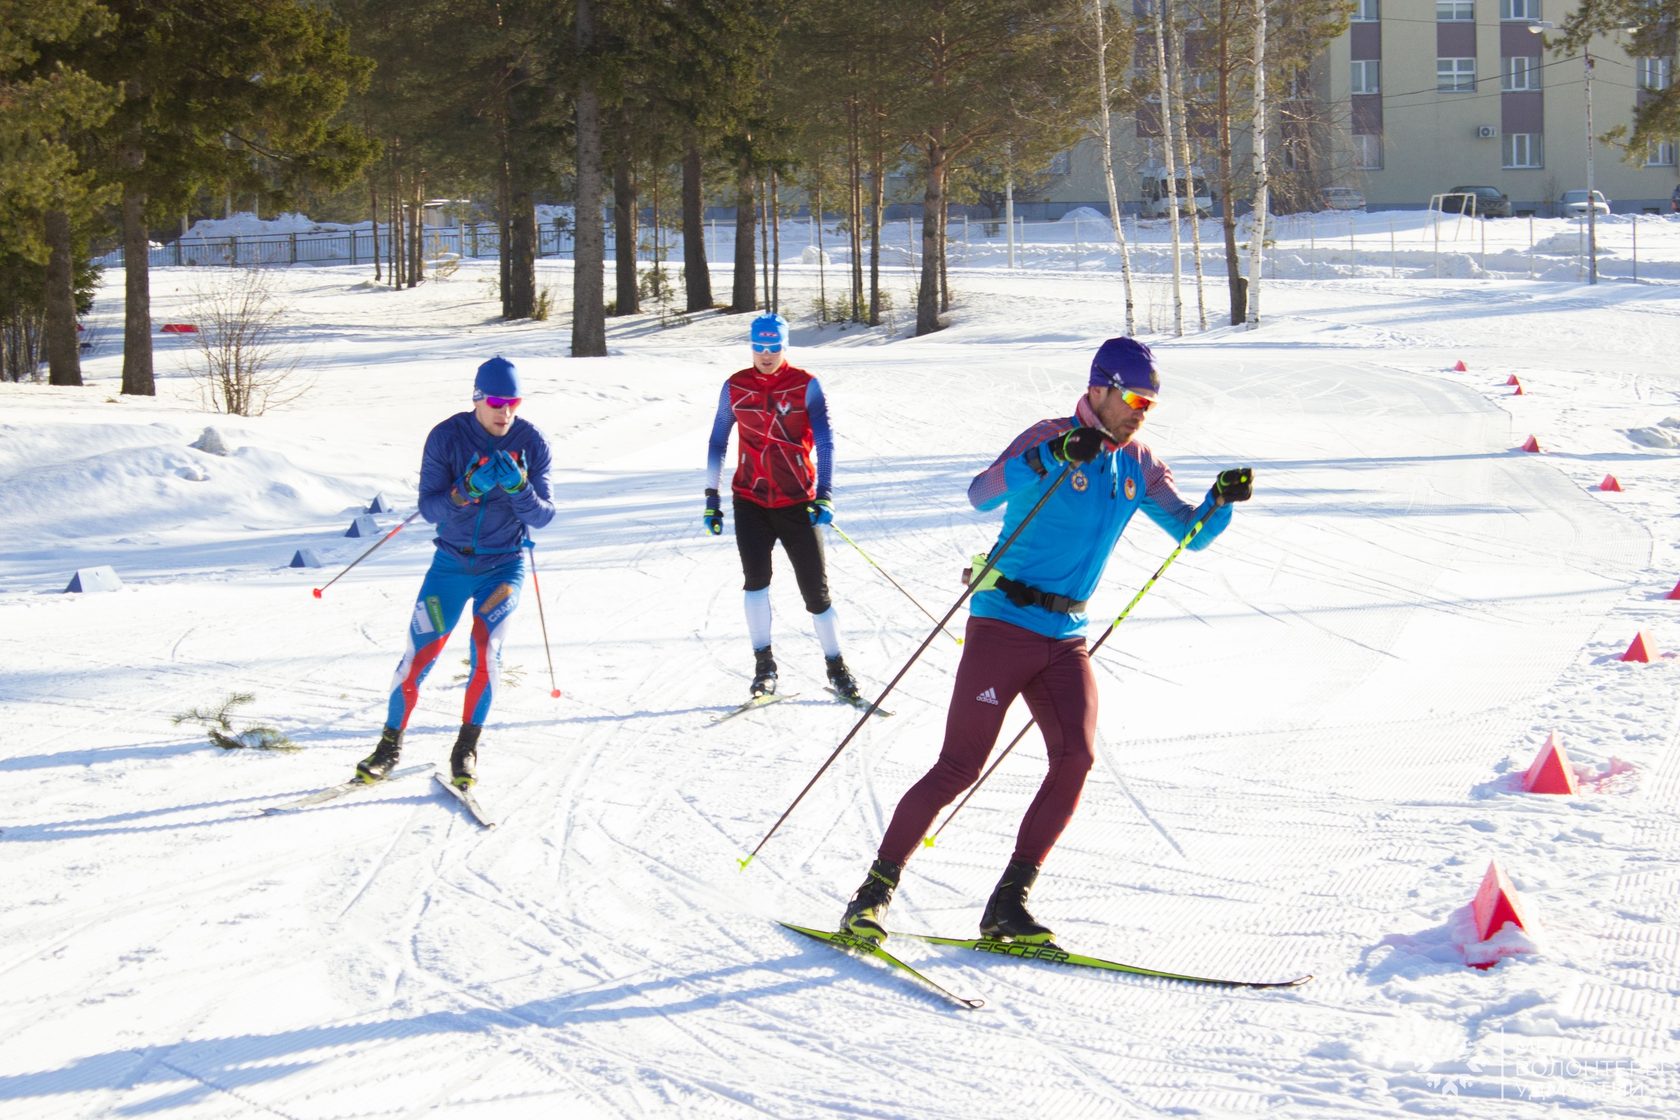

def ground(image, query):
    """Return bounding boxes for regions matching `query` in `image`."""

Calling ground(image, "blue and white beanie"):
[750,313,789,350]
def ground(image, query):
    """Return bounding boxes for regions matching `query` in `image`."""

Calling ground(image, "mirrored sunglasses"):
[751,342,784,353]
[484,395,522,409]
[1119,389,1156,413]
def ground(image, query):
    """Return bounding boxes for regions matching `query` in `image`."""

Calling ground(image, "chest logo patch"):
[1071,470,1088,493]
[1124,477,1137,501]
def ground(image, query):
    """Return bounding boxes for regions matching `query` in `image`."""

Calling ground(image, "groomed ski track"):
[1,261,1677,1118]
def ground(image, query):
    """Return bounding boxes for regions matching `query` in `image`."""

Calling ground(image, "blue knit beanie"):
[1089,338,1160,396]
[750,313,789,350]
[474,356,520,400]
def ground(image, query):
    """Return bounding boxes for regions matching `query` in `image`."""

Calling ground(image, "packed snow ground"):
[6,218,1680,1117]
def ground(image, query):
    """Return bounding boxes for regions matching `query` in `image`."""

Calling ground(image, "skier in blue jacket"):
[839,337,1253,943]
[355,355,556,789]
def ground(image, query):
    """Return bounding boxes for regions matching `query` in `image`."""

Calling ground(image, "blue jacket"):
[967,395,1232,639]
[417,412,555,557]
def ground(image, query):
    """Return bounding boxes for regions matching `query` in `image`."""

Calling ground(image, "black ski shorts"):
[733,497,831,614]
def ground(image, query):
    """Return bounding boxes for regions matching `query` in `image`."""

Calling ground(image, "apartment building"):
[1043,1,1679,217]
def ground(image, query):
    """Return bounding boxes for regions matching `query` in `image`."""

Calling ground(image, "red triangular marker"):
[1621,631,1657,662]
[1522,733,1578,795]
[1512,380,1524,396]
[1454,359,1468,371]
[1666,579,1680,601]
[1599,474,1621,492]
[1506,374,1520,385]
[1520,435,1541,453]
[1472,860,1529,941]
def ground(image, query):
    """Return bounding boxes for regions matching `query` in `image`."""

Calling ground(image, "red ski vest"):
[725,363,817,508]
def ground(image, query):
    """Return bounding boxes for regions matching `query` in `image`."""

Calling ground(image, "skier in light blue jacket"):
[839,337,1253,943]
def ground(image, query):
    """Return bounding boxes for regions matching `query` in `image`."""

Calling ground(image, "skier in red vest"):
[703,313,862,705]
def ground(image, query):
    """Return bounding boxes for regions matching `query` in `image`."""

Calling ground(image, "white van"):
[1140,163,1212,218]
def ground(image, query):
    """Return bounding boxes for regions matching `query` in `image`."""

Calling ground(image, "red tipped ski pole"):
[526,542,562,699]
[312,510,421,598]
[738,465,1072,872]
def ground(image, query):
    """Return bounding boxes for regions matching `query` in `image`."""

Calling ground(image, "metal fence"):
[104,209,1680,284]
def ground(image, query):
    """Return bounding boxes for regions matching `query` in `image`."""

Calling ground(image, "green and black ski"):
[887,931,1312,989]
[778,921,984,1009]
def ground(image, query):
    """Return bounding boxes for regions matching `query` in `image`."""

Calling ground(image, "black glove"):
[702,488,723,535]
[1047,426,1107,465]
[1210,467,1253,507]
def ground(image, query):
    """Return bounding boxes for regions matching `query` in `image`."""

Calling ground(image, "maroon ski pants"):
[878,616,1098,868]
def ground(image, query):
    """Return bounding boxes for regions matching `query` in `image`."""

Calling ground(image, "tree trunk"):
[43,210,83,387]
[571,0,607,357]
[915,138,945,336]
[408,176,424,287]
[769,168,780,314]
[1170,20,1207,331]
[612,119,638,315]
[506,177,537,318]
[1153,2,1183,336]
[369,174,381,283]
[869,134,884,326]
[119,174,154,397]
[1091,0,1136,334]
[1247,0,1269,329]
[681,134,713,311]
[730,160,755,313]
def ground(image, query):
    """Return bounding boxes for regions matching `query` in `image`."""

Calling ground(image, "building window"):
[1352,60,1381,94]
[1646,141,1677,166]
[1354,134,1383,170]
[1501,0,1541,20]
[1503,132,1542,168]
[1438,1,1474,21]
[1503,56,1540,91]
[1639,57,1672,90]
[1438,58,1477,93]
[1353,0,1379,21]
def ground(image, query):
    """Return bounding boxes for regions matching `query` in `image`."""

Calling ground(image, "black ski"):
[778,921,984,1009]
[711,692,797,724]
[886,931,1312,989]
[825,687,893,717]
[262,764,431,814]
[433,771,496,828]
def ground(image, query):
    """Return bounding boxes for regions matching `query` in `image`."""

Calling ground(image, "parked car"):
[1561,189,1611,216]
[1320,185,1366,211]
[1444,185,1511,218]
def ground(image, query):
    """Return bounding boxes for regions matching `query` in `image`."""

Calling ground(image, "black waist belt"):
[995,575,1088,614]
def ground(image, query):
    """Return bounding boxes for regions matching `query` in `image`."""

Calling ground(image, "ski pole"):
[312,509,422,598]
[739,464,1073,872]
[924,506,1214,847]
[832,523,963,646]
[525,541,562,699]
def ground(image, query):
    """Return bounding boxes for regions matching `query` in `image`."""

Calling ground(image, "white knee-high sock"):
[811,606,842,659]
[745,588,772,650]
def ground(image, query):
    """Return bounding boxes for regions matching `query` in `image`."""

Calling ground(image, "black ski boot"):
[979,860,1056,944]
[841,858,902,940]
[449,723,482,790]
[355,725,403,783]
[825,655,863,704]
[750,645,778,697]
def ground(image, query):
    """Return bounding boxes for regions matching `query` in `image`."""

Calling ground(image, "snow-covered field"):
[5,217,1680,1117]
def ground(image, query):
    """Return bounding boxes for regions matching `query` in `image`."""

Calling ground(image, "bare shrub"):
[182,269,309,415]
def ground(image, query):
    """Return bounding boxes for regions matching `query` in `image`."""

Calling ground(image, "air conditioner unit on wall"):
[1476,125,1497,139]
